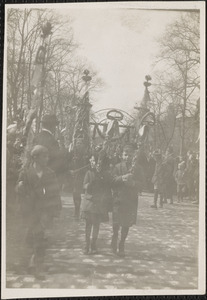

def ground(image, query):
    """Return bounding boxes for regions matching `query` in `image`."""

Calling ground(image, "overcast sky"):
[58,8,182,114]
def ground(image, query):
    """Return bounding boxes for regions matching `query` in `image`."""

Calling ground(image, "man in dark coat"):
[184,152,197,202]
[147,152,156,192]
[111,144,143,257]
[163,146,175,204]
[135,144,149,192]
[68,138,89,220]
[151,151,166,208]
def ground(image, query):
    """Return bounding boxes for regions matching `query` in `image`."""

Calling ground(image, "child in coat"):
[82,154,112,255]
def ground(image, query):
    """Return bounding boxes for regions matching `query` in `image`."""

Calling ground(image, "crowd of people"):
[6,113,199,279]
[150,148,199,208]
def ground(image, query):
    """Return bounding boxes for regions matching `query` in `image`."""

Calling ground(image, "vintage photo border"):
[1,1,206,298]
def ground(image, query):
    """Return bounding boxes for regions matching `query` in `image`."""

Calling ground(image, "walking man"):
[151,150,166,208]
[68,138,89,220]
[111,144,143,257]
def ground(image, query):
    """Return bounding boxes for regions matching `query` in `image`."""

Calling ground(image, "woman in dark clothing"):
[82,154,112,255]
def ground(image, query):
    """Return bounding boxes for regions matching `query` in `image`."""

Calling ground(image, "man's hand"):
[122,174,135,187]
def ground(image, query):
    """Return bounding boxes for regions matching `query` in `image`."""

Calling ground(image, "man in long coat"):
[111,144,143,257]
[163,146,175,204]
[68,138,89,220]
[151,151,166,208]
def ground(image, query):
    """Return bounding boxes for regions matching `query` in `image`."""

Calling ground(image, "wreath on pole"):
[91,109,133,142]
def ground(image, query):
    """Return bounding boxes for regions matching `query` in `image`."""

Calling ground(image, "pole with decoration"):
[21,21,52,166]
[72,70,92,152]
[130,76,155,178]
[134,75,155,146]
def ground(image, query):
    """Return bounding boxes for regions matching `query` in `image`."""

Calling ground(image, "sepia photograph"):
[1,1,206,298]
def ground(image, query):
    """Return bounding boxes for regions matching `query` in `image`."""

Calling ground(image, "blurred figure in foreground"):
[16,145,61,279]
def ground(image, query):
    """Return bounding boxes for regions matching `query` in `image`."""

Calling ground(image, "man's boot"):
[117,241,125,257]
[74,205,80,220]
[111,235,118,254]
[159,195,163,208]
[73,193,81,220]
[90,239,98,254]
[151,190,158,208]
[151,199,157,208]
[84,241,90,255]
[34,262,45,280]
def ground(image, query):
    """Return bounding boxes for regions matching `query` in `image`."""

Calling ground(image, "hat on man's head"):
[31,145,48,157]
[41,114,59,125]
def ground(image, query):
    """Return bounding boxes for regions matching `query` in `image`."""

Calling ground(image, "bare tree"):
[7,8,104,139]
[152,12,200,155]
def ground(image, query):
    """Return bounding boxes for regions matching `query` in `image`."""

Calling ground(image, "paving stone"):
[170,281,180,285]
[23,277,35,283]
[12,282,23,288]
[6,194,199,289]
[7,276,18,281]
[32,284,41,288]
[105,285,117,289]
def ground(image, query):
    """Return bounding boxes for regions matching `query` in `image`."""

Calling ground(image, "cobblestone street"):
[6,193,199,290]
